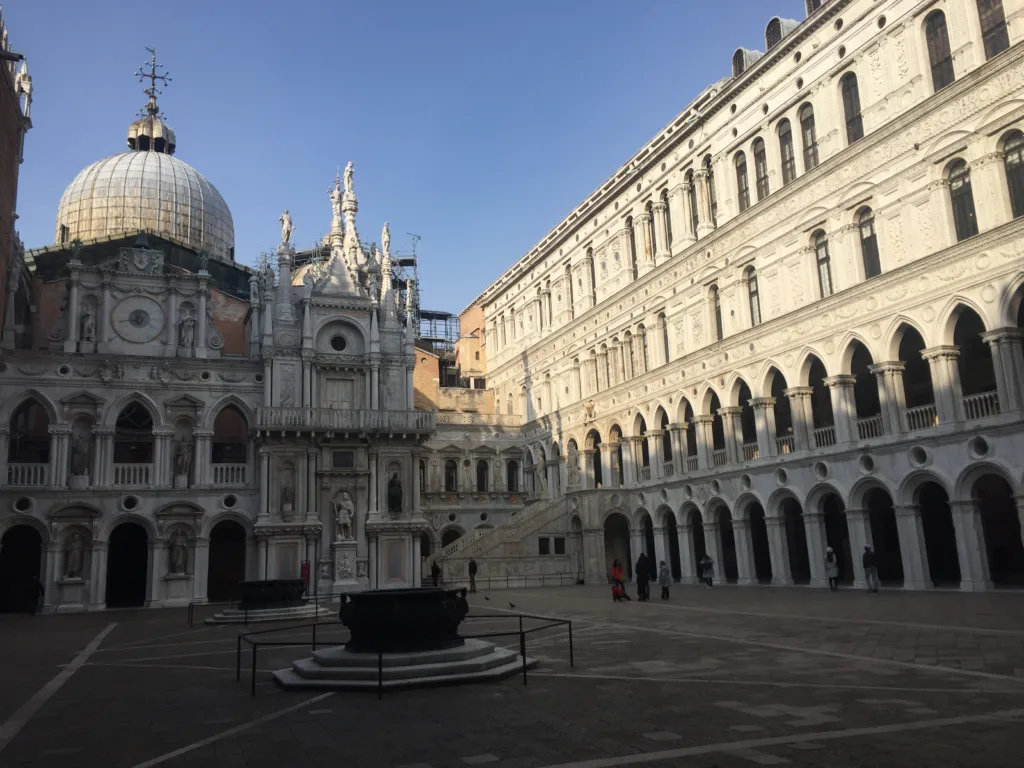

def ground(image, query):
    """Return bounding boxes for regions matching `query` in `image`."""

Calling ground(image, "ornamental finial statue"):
[382,222,391,255]
[279,209,295,246]
[343,161,355,196]
[329,173,343,226]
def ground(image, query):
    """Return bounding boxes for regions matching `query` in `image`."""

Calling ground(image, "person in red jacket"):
[611,558,626,587]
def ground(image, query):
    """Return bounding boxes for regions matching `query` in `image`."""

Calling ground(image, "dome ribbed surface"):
[55,151,234,261]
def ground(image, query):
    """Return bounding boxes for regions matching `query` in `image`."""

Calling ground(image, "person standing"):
[611,558,626,588]
[862,546,880,593]
[699,554,715,588]
[635,552,651,601]
[825,547,840,591]
[658,560,672,600]
[468,559,478,593]
[430,560,441,587]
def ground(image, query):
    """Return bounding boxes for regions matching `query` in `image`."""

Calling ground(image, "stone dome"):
[55,150,235,262]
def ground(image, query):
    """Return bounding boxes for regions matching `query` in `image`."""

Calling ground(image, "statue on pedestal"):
[70,431,91,476]
[174,438,193,478]
[81,309,96,343]
[343,161,354,195]
[387,473,403,517]
[178,311,195,349]
[279,209,296,246]
[333,491,354,540]
[329,176,343,224]
[381,222,391,254]
[64,533,85,579]
[169,531,187,575]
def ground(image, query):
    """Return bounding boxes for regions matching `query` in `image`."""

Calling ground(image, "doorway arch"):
[716,506,738,583]
[748,503,773,583]
[664,511,682,581]
[106,522,149,607]
[0,525,43,613]
[604,512,632,581]
[918,481,960,585]
[865,488,904,585]
[972,473,1024,585]
[782,498,811,584]
[440,528,464,548]
[207,520,247,601]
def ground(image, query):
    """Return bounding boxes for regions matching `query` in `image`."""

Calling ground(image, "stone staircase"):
[424,498,568,574]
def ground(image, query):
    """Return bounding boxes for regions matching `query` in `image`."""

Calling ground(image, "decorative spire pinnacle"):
[135,46,171,117]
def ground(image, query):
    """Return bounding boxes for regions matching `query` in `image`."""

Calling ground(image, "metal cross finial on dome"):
[135,46,171,117]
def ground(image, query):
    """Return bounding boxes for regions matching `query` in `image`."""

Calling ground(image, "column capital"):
[981,327,1024,344]
[151,427,176,437]
[635,212,652,225]
[783,386,814,399]
[668,422,688,433]
[192,428,215,438]
[692,414,716,425]
[92,426,115,437]
[718,406,742,416]
[259,447,272,458]
[823,374,857,389]
[47,423,72,436]
[867,361,906,375]
[921,345,960,361]
[749,397,776,408]
[652,201,667,214]
[646,429,664,438]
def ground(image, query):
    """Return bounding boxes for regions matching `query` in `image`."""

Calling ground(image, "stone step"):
[311,639,492,668]
[294,644,517,681]
[204,604,335,625]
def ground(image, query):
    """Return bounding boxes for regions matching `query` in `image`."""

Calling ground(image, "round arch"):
[0,513,50,543]
[848,475,898,510]
[100,512,159,543]
[200,510,256,539]
[898,470,954,508]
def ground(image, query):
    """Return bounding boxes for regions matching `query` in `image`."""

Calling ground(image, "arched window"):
[753,138,770,201]
[858,208,881,279]
[806,0,823,13]
[948,160,979,241]
[732,50,746,77]
[977,0,1009,60]
[645,201,657,257]
[500,314,507,347]
[735,152,751,213]
[476,459,488,492]
[212,405,248,463]
[444,459,458,492]
[704,155,718,226]
[661,188,673,247]
[686,170,700,238]
[746,267,762,326]
[506,460,519,493]
[841,73,864,144]
[658,313,670,364]
[925,11,955,92]
[710,285,724,341]
[766,18,783,50]
[509,308,516,339]
[799,104,819,170]
[564,263,575,320]
[638,325,649,372]
[587,247,597,297]
[1004,131,1024,218]
[814,231,833,298]
[778,119,796,185]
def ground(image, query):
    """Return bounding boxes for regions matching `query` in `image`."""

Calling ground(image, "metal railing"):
[741,442,759,461]
[905,403,938,432]
[963,390,999,420]
[662,461,675,478]
[813,426,836,448]
[6,462,47,486]
[256,407,435,433]
[212,463,247,485]
[113,462,151,486]
[236,609,574,698]
[776,435,794,454]
[712,449,727,467]
[685,455,698,472]
[430,571,580,591]
[856,415,884,440]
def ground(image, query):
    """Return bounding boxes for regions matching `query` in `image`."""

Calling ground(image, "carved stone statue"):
[70,431,91,476]
[343,161,355,195]
[567,444,580,486]
[329,179,343,223]
[281,485,294,509]
[583,400,597,422]
[48,291,69,341]
[381,222,391,254]
[64,533,85,579]
[303,269,314,299]
[492,457,504,491]
[178,311,195,349]
[537,467,548,496]
[387,473,403,516]
[173,438,193,478]
[205,300,216,329]
[333,491,354,540]
[169,531,187,575]
[279,209,296,246]
[81,308,96,343]
[461,460,472,492]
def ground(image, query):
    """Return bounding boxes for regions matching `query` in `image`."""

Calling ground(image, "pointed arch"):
[103,391,164,428]
[838,332,877,373]
[884,317,932,362]
[698,384,721,416]
[203,394,255,430]
[939,298,991,345]
[759,362,790,398]
[796,349,829,386]
[0,389,59,425]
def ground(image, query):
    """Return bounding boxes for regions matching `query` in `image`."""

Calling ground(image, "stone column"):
[669,183,695,251]
[635,213,655,275]
[306,448,318,522]
[47,424,70,487]
[869,362,907,435]
[618,440,634,488]
[43,541,59,610]
[652,201,670,263]
[630,528,645,579]
[970,151,1013,231]
[648,430,664,480]
[600,444,615,489]
[677,524,696,583]
[196,282,209,358]
[0,427,9,486]
[151,427,172,487]
[370,360,380,410]
[844,507,871,589]
[669,423,685,475]
[982,329,1024,413]
[783,387,814,452]
[192,537,210,602]
[951,501,993,591]
[91,427,114,488]
[824,375,857,444]
[704,520,723,580]
[194,429,213,487]
[100,273,112,345]
[692,415,715,470]
[765,515,793,585]
[750,397,777,458]
[412,450,423,518]
[582,448,596,490]
[258,448,271,523]
[557,456,568,497]
[894,505,931,589]
[694,170,714,238]
[368,451,379,518]
[596,350,609,391]
[147,539,166,606]
[407,363,416,410]
[732,518,755,585]
[653,526,668,568]
[263,361,272,405]
[803,511,829,587]
[718,407,742,465]
[922,346,963,424]
[89,541,108,610]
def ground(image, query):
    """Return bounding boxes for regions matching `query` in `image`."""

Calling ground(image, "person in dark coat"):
[430,561,441,587]
[635,553,652,601]
[468,559,478,593]
[862,546,880,593]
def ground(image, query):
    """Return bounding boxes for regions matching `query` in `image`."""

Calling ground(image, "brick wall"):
[0,60,25,337]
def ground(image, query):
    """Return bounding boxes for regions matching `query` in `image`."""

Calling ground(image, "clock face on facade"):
[111,296,167,343]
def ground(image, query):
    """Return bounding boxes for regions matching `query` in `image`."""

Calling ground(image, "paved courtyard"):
[2,585,1024,768]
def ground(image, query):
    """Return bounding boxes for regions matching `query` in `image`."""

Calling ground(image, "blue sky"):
[8,0,808,313]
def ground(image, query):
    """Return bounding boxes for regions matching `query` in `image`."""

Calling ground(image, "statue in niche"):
[387,473,403,517]
[279,209,296,246]
[169,531,187,575]
[537,467,547,497]
[49,291,69,341]
[197,249,210,271]
[64,533,85,579]
[461,460,472,492]
[429,459,440,492]
[80,308,96,343]
[381,222,390,254]
[173,438,193,478]
[178,311,195,349]
[567,444,580,486]
[281,484,294,511]
[70,431,91,476]
[343,161,354,195]
[492,458,503,491]
[333,491,355,540]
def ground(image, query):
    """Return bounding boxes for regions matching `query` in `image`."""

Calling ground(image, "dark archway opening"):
[207,521,247,602]
[748,503,773,583]
[865,489,904,584]
[441,529,463,548]
[106,523,149,608]
[689,511,707,573]
[642,515,656,562]
[665,514,682,581]
[973,474,1024,585]
[717,508,738,582]
[918,482,960,585]
[419,532,432,559]
[823,493,852,583]
[0,525,43,613]
[604,513,632,581]
[782,499,811,584]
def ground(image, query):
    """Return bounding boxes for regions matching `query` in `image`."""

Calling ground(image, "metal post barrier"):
[568,621,574,668]
[377,650,383,701]
[520,630,528,686]
[312,621,317,651]
[250,643,257,697]
[236,636,242,681]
